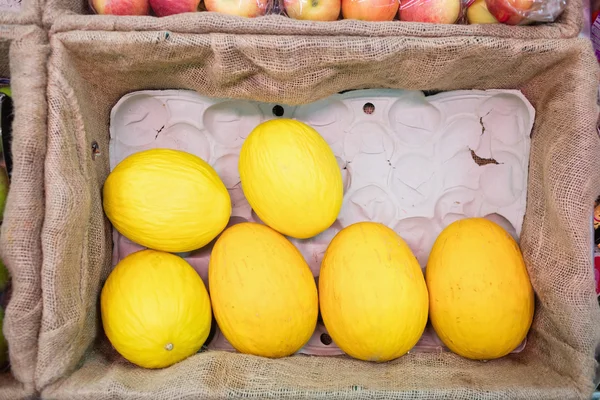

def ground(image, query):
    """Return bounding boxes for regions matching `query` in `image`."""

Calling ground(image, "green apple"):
[0,171,8,221]
[0,259,8,293]
[0,308,7,366]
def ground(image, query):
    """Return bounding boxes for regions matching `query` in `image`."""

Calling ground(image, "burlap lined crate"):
[44,0,583,39]
[0,24,48,400]
[0,0,43,25]
[39,31,599,399]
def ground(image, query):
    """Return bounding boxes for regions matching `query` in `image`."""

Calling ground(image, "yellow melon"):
[239,119,343,239]
[319,222,429,362]
[426,218,534,360]
[103,148,231,253]
[209,222,318,358]
[101,250,212,368]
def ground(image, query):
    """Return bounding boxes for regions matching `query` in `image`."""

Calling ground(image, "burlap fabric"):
[0,0,43,25]
[0,24,48,400]
[0,372,32,400]
[39,31,600,399]
[45,0,582,39]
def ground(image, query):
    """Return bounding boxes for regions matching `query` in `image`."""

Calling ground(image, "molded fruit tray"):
[0,0,21,13]
[109,88,535,356]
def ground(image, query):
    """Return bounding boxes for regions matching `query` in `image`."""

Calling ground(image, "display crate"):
[34,31,600,399]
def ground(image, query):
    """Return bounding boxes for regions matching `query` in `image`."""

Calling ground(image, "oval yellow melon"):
[209,222,318,358]
[103,149,231,253]
[101,250,212,368]
[319,222,429,362]
[239,119,343,239]
[426,218,534,360]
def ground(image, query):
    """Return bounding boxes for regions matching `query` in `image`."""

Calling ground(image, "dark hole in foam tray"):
[272,105,284,117]
[320,333,333,346]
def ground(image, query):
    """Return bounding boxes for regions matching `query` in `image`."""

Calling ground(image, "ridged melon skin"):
[319,222,429,362]
[239,119,343,239]
[426,218,534,360]
[209,222,318,358]
[101,250,212,369]
[103,148,231,253]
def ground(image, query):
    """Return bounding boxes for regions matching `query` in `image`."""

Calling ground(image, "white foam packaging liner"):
[0,0,21,13]
[109,88,535,356]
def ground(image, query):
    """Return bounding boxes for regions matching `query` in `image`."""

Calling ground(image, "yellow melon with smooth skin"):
[209,222,318,358]
[319,222,429,362]
[103,148,231,253]
[239,119,343,239]
[426,218,534,360]
[101,250,212,368]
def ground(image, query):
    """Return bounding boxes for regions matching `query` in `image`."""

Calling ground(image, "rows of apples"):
[91,0,533,25]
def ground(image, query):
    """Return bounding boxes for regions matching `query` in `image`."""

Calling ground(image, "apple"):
[0,171,8,222]
[91,0,150,15]
[398,0,460,23]
[0,309,7,367]
[0,284,10,313]
[0,259,8,293]
[284,0,341,20]
[149,0,200,16]
[204,0,270,17]
[484,0,533,25]
[342,0,398,21]
[467,0,498,23]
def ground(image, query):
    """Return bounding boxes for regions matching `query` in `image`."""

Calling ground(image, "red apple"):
[399,0,460,23]
[149,0,200,16]
[484,0,533,25]
[92,0,150,15]
[342,0,398,21]
[205,0,270,17]
[284,0,341,20]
